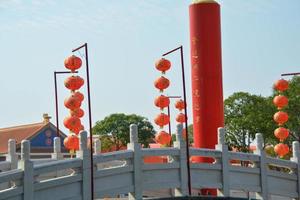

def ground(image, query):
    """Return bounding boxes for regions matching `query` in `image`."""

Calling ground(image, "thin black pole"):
[54,71,77,137]
[54,72,59,137]
[72,43,94,200]
[179,46,192,196]
[163,46,192,195]
[167,105,171,135]
[281,72,300,76]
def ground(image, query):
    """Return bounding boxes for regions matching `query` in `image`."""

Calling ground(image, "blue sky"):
[0,0,300,135]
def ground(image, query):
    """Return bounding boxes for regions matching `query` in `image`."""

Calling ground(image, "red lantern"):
[73,91,84,102]
[63,116,81,130]
[176,113,187,124]
[70,108,84,118]
[64,76,84,91]
[64,95,81,110]
[274,79,289,92]
[154,113,170,127]
[154,95,170,110]
[64,55,82,72]
[175,99,185,111]
[64,135,79,150]
[273,111,289,125]
[155,58,171,73]
[274,143,289,157]
[155,131,171,145]
[273,95,288,109]
[154,76,170,92]
[274,127,289,142]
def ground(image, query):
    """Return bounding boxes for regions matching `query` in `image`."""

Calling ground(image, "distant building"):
[0,114,67,155]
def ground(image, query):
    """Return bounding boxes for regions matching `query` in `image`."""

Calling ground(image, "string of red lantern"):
[153,58,171,146]
[175,99,187,139]
[273,79,290,157]
[63,55,85,155]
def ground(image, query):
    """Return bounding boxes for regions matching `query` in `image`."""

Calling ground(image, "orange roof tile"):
[0,122,47,154]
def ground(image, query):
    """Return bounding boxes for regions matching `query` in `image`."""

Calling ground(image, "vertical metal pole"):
[180,46,192,195]
[54,72,59,137]
[72,43,94,200]
[167,105,172,135]
[84,43,94,200]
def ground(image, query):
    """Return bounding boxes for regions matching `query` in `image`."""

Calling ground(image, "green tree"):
[93,113,155,150]
[224,92,277,152]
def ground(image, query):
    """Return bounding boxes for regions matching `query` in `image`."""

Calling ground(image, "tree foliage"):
[224,92,277,152]
[93,113,155,150]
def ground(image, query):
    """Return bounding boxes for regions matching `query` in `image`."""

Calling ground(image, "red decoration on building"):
[155,58,171,73]
[175,99,185,111]
[154,76,170,92]
[273,111,289,125]
[155,131,171,145]
[73,91,84,102]
[154,113,170,127]
[64,55,82,72]
[63,116,81,130]
[274,127,289,142]
[274,143,289,157]
[176,113,187,124]
[64,95,81,110]
[154,95,170,110]
[64,135,79,150]
[274,79,289,92]
[64,76,84,91]
[70,108,84,118]
[273,95,288,109]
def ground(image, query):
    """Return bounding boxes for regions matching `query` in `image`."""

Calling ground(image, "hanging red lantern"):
[176,113,187,124]
[64,135,79,150]
[274,79,289,92]
[273,111,289,125]
[154,113,170,127]
[273,95,288,109]
[154,95,170,110]
[274,143,289,157]
[274,127,289,142]
[70,108,84,118]
[155,58,171,73]
[63,116,81,130]
[155,131,171,145]
[73,91,84,102]
[64,76,84,91]
[175,99,185,111]
[154,76,170,92]
[64,95,81,110]
[64,55,82,72]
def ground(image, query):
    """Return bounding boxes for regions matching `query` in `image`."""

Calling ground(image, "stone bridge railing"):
[0,124,300,200]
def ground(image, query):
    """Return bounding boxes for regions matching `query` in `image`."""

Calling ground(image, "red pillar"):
[189,0,224,195]
[189,1,224,156]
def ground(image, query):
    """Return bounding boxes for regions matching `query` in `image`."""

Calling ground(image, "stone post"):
[254,133,268,200]
[76,131,92,200]
[215,127,229,197]
[173,123,188,196]
[291,141,300,200]
[94,139,101,155]
[51,137,63,160]
[18,140,34,200]
[6,139,18,170]
[127,124,142,200]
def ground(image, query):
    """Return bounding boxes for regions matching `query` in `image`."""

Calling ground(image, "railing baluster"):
[215,127,229,197]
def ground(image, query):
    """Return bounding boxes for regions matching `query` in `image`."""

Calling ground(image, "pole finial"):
[192,0,217,4]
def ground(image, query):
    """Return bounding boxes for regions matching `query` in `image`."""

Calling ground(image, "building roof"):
[0,114,66,154]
